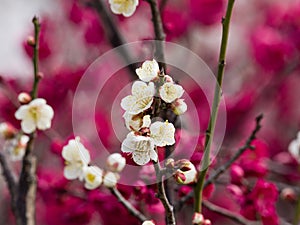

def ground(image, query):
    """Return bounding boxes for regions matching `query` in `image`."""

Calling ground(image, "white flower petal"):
[121,132,136,153]
[103,172,119,188]
[142,115,151,128]
[83,166,103,190]
[21,117,36,134]
[150,121,175,147]
[159,83,184,103]
[150,149,158,162]
[136,59,159,82]
[133,151,151,165]
[64,165,82,180]
[15,105,29,120]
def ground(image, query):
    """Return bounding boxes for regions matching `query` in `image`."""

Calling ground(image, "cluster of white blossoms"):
[0,122,29,161]
[109,0,139,17]
[288,131,300,163]
[121,59,187,166]
[62,137,126,189]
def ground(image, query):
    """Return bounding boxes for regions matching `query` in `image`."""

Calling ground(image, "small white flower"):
[142,220,156,225]
[173,160,197,184]
[83,166,103,190]
[172,99,187,115]
[159,82,184,103]
[121,81,155,115]
[103,171,119,188]
[5,135,29,161]
[136,59,160,82]
[109,0,139,17]
[121,132,157,165]
[106,153,126,172]
[192,212,204,224]
[15,98,54,134]
[150,121,175,147]
[62,137,91,180]
[288,131,300,162]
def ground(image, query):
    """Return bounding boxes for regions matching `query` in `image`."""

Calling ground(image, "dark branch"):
[110,187,148,222]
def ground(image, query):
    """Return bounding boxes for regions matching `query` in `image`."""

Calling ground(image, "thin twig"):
[16,16,41,225]
[202,200,259,225]
[175,114,263,211]
[89,0,137,80]
[153,160,176,225]
[146,0,166,71]
[194,0,235,213]
[110,187,148,222]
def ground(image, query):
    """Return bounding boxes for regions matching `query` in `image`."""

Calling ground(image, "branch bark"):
[110,187,148,222]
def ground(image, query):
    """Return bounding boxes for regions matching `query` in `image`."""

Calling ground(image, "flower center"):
[86,173,96,183]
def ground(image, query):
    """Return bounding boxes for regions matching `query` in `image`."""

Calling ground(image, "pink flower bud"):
[0,122,17,139]
[281,187,297,202]
[106,153,126,172]
[27,36,35,46]
[203,219,211,225]
[230,164,244,184]
[18,92,32,104]
[173,160,197,184]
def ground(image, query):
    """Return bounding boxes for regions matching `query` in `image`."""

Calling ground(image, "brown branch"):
[110,187,148,222]
[89,0,137,80]
[146,0,166,71]
[153,160,176,225]
[202,200,259,225]
[0,152,19,220]
[175,114,264,211]
[17,135,37,225]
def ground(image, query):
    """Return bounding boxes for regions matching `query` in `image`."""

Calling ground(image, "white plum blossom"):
[83,166,103,190]
[150,121,175,147]
[123,113,151,132]
[174,160,197,184]
[172,99,187,115]
[15,98,54,134]
[121,81,155,115]
[109,0,139,17]
[136,59,160,82]
[142,220,156,225]
[103,171,119,188]
[62,137,91,180]
[106,153,126,172]
[159,82,184,103]
[121,132,157,165]
[5,135,29,161]
[288,131,300,162]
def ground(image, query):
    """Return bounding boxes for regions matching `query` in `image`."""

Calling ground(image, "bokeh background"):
[1,0,300,224]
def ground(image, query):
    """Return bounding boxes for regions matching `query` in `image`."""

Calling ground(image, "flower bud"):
[103,172,119,188]
[164,75,173,83]
[230,164,244,184]
[27,36,35,46]
[0,122,17,139]
[173,160,197,184]
[281,187,297,201]
[203,219,211,225]
[142,220,155,225]
[192,212,204,224]
[37,72,44,79]
[18,92,32,104]
[172,99,187,115]
[106,153,126,172]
